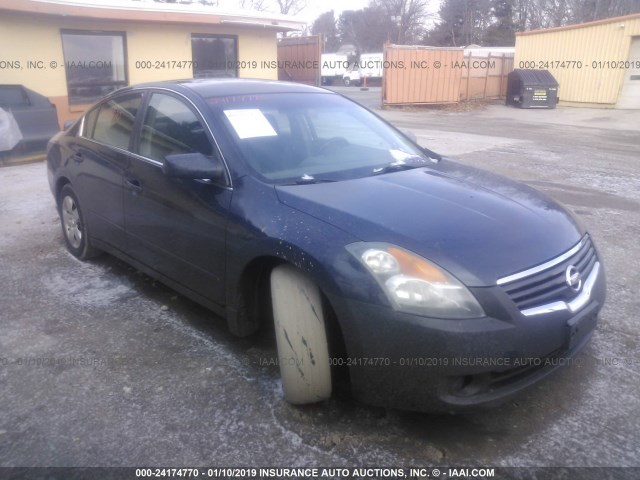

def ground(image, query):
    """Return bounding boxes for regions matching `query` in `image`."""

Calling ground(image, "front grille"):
[499,235,597,311]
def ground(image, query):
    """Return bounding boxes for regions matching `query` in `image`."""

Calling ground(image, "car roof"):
[122,78,332,98]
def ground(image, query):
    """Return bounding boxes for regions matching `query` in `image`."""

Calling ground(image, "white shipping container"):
[343,53,383,86]
[320,54,349,85]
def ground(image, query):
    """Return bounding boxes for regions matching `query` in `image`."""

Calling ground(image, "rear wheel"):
[270,264,332,404]
[343,77,351,87]
[58,184,100,260]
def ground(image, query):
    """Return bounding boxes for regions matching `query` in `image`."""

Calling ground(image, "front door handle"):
[125,178,143,192]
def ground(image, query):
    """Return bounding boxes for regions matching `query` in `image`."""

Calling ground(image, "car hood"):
[275,162,584,286]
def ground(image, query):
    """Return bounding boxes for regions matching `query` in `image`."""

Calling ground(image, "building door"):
[617,37,640,109]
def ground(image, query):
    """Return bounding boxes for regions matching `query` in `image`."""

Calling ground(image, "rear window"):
[89,93,143,150]
[138,93,213,163]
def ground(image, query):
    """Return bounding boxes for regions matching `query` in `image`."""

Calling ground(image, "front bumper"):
[327,261,606,413]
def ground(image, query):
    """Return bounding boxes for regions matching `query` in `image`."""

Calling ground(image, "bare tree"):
[371,0,433,44]
[238,0,269,11]
[515,0,640,29]
[274,0,307,15]
[150,0,306,14]
[425,0,492,46]
[337,7,394,52]
[423,0,640,47]
[312,11,341,52]
[567,0,640,22]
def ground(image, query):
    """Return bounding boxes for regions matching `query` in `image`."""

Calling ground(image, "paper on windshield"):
[224,109,277,139]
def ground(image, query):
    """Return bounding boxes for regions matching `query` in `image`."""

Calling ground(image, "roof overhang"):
[0,0,306,32]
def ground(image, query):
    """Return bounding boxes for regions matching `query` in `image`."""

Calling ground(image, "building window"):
[191,34,238,79]
[61,30,128,105]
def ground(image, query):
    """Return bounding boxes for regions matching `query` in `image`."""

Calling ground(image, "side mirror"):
[163,152,226,181]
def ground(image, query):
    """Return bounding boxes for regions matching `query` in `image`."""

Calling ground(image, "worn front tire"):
[271,264,332,404]
[58,184,100,260]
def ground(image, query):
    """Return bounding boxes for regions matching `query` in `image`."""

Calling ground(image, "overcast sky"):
[298,0,369,24]
[70,0,440,27]
[294,0,442,25]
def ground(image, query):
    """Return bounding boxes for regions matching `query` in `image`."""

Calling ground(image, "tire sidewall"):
[271,264,332,404]
[58,185,91,259]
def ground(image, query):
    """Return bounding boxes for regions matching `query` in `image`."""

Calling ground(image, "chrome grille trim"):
[496,234,600,316]
[521,262,600,317]
[497,236,588,286]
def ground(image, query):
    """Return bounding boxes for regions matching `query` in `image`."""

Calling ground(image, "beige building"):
[0,0,304,126]
[515,13,640,109]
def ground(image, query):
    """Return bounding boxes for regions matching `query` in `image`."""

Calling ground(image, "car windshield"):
[206,92,428,184]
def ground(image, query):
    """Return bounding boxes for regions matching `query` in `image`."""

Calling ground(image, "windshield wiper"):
[372,152,441,175]
[280,174,337,186]
[372,161,422,175]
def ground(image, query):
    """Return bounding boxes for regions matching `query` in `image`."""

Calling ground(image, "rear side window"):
[91,93,143,150]
[138,93,212,163]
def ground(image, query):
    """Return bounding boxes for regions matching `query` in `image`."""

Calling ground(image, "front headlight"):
[346,243,484,319]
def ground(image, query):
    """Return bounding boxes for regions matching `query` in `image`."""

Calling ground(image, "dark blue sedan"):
[47,79,605,412]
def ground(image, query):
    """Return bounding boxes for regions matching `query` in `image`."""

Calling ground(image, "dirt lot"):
[1,92,639,477]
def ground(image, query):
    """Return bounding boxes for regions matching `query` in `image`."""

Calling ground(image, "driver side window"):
[139,93,213,163]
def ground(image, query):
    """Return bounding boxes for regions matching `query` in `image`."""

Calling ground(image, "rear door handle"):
[125,178,143,192]
[71,152,84,163]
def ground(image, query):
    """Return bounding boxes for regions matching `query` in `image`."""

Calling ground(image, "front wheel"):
[271,264,332,404]
[58,184,100,260]
[343,77,351,87]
